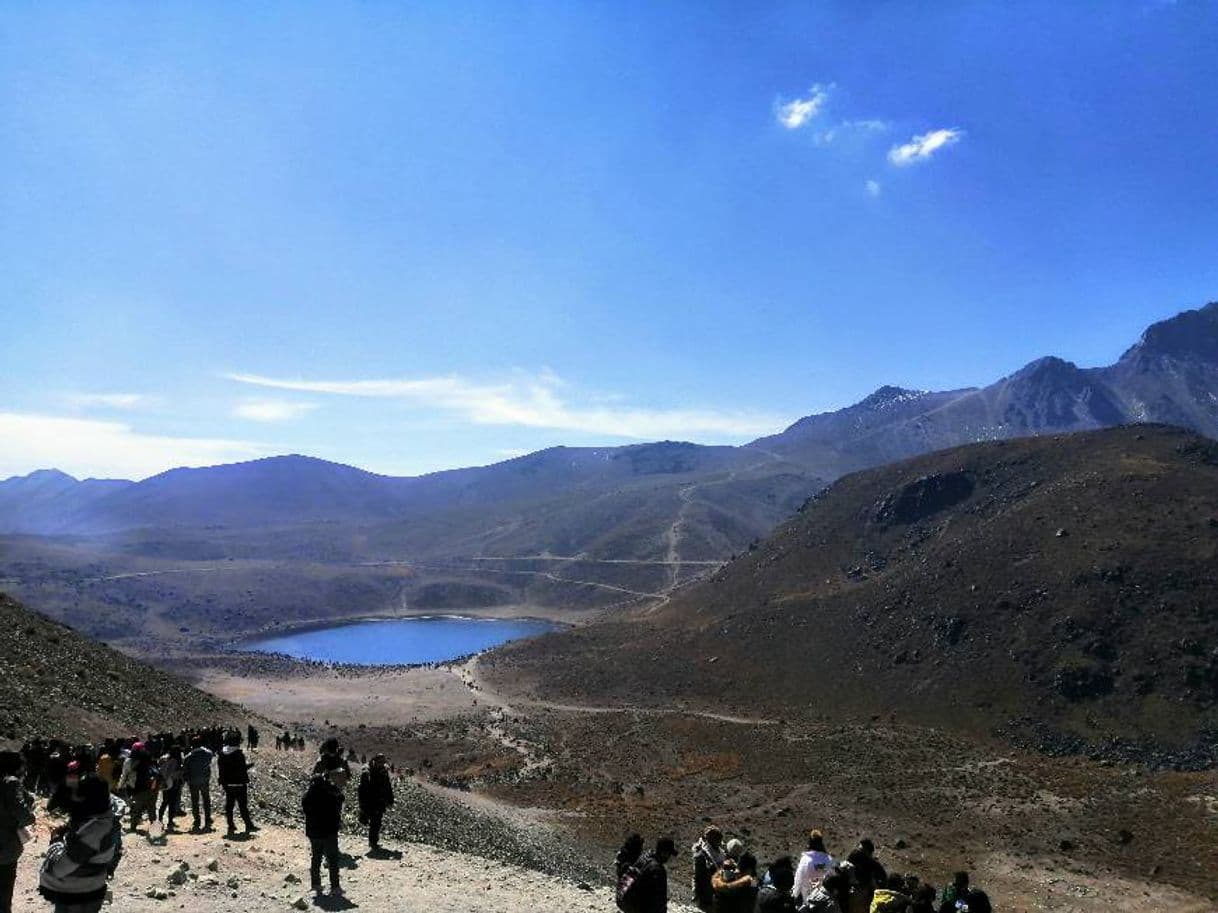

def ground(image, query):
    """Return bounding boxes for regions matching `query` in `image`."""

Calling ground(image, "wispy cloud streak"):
[225,371,787,440]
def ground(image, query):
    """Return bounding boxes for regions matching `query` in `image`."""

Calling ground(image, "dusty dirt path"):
[458,656,777,726]
[12,800,698,913]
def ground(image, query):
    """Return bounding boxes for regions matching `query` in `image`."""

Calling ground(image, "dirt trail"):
[12,800,692,913]
[458,656,777,727]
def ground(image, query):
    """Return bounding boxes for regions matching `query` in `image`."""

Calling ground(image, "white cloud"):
[814,119,891,145]
[776,84,831,130]
[865,179,882,198]
[224,371,788,441]
[63,392,157,410]
[0,412,268,481]
[233,399,318,423]
[887,128,963,166]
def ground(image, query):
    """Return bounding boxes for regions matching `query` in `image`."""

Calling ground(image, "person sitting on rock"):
[712,851,759,913]
[38,775,120,913]
[690,826,726,911]
[302,769,346,897]
[793,829,836,904]
[357,754,395,852]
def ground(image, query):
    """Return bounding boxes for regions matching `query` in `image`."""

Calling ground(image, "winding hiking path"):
[457,655,777,727]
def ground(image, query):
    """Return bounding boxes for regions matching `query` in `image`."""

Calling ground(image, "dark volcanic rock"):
[875,471,975,526]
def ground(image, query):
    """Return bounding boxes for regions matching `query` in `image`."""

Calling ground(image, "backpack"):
[615,859,644,912]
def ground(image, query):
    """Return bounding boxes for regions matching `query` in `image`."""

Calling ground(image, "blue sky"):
[3,1,1217,480]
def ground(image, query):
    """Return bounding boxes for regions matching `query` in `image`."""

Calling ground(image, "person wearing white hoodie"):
[792,829,836,905]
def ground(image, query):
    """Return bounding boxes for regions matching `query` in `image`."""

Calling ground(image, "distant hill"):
[1,302,1217,633]
[485,425,1218,765]
[0,592,249,742]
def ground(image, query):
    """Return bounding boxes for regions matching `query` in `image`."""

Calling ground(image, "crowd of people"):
[616,828,992,913]
[4,727,998,913]
[0,728,399,912]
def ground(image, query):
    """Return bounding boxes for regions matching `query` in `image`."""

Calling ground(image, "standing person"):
[756,857,797,913]
[690,826,726,911]
[217,731,256,837]
[870,874,911,913]
[802,870,848,913]
[183,737,215,832]
[1,751,36,913]
[94,746,117,793]
[615,833,644,884]
[302,770,345,897]
[156,746,183,832]
[246,726,259,750]
[313,738,350,777]
[936,873,968,913]
[38,776,119,913]
[117,744,157,833]
[712,851,759,913]
[356,754,394,852]
[841,839,886,913]
[793,830,836,904]
[625,837,676,913]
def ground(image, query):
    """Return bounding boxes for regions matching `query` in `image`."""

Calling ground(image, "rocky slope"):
[0,592,250,741]
[485,425,1218,764]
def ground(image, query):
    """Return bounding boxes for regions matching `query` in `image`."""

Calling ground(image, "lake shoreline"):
[234,614,567,666]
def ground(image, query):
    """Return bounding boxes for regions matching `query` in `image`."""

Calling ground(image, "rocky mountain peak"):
[1119,301,1218,365]
[857,385,927,410]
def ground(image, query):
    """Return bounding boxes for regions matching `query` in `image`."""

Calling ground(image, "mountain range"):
[486,423,1218,765]
[3,301,1217,569]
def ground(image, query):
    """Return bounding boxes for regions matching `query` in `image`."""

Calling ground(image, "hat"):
[131,742,145,752]
[725,838,745,859]
[66,761,81,773]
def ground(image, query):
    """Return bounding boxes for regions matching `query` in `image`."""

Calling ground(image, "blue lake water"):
[238,616,562,665]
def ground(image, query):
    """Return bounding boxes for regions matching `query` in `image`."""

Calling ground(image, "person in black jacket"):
[356,754,394,852]
[1,750,36,913]
[302,769,346,896]
[631,837,676,913]
[216,731,257,836]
